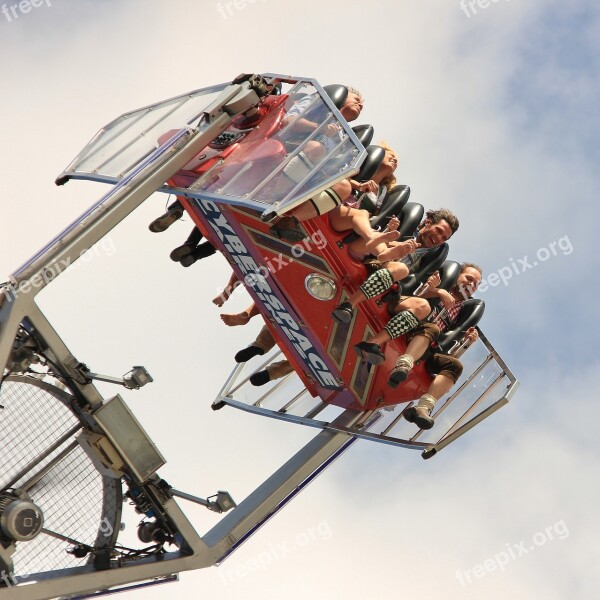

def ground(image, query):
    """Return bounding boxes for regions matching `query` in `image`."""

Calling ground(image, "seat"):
[369,184,410,232]
[340,198,420,248]
[355,144,385,182]
[381,239,449,305]
[397,243,449,296]
[436,299,485,353]
[402,257,458,296]
[323,84,348,109]
[352,124,374,148]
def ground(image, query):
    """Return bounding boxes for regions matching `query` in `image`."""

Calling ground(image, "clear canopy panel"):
[59,76,367,217]
[59,82,230,183]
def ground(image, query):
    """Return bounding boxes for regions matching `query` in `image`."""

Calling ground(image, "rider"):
[395,263,483,429]
[332,207,460,353]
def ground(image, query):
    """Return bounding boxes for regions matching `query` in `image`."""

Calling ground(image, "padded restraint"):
[401,244,449,295]
[369,185,411,231]
[309,188,343,216]
[437,261,461,291]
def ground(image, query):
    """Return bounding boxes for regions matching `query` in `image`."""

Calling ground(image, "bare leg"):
[393,296,432,320]
[387,261,410,281]
[378,240,419,263]
[403,334,431,362]
[367,329,393,346]
[427,374,454,400]
[221,302,259,327]
[330,206,398,247]
[213,271,240,307]
[388,333,431,388]
[290,179,352,221]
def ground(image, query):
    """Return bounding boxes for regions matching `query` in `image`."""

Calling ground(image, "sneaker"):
[180,242,217,267]
[354,341,385,366]
[388,355,414,388]
[250,370,271,386]
[169,243,194,262]
[269,216,307,242]
[403,406,434,430]
[234,346,265,363]
[149,204,184,233]
[332,301,353,324]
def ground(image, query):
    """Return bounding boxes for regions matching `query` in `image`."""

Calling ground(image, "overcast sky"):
[1,1,599,598]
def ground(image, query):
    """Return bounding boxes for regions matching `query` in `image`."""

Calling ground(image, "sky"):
[1,0,599,598]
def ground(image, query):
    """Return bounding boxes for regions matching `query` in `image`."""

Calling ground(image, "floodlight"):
[169,488,236,514]
[208,491,237,514]
[84,365,153,390]
[123,366,153,389]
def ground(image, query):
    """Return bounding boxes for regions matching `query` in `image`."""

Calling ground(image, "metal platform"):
[214,330,519,458]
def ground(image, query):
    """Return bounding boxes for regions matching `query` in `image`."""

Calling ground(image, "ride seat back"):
[403,258,460,295]
[369,185,410,231]
[352,124,374,148]
[436,299,486,353]
[401,243,450,294]
[437,260,461,291]
[340,197,420,248]
[323,84,348,109]
[396,201,424,240]
[355,144,385,182]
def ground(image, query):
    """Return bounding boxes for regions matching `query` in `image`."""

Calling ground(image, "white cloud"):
[1,1,597,598]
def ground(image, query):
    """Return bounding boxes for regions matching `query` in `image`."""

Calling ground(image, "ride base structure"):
[0,74,518,599]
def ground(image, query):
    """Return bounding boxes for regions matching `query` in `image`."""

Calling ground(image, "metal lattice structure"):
[0,376,121,579]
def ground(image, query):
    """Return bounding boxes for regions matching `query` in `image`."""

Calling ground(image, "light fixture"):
[123,366,154,389]
[169,487,236,514]
[304,274,336,301]
[83,365,153,390]
[208,491,237,514]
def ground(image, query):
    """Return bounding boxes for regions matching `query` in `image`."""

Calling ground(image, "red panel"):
[157,90,434,410]
[179,198,433,411]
